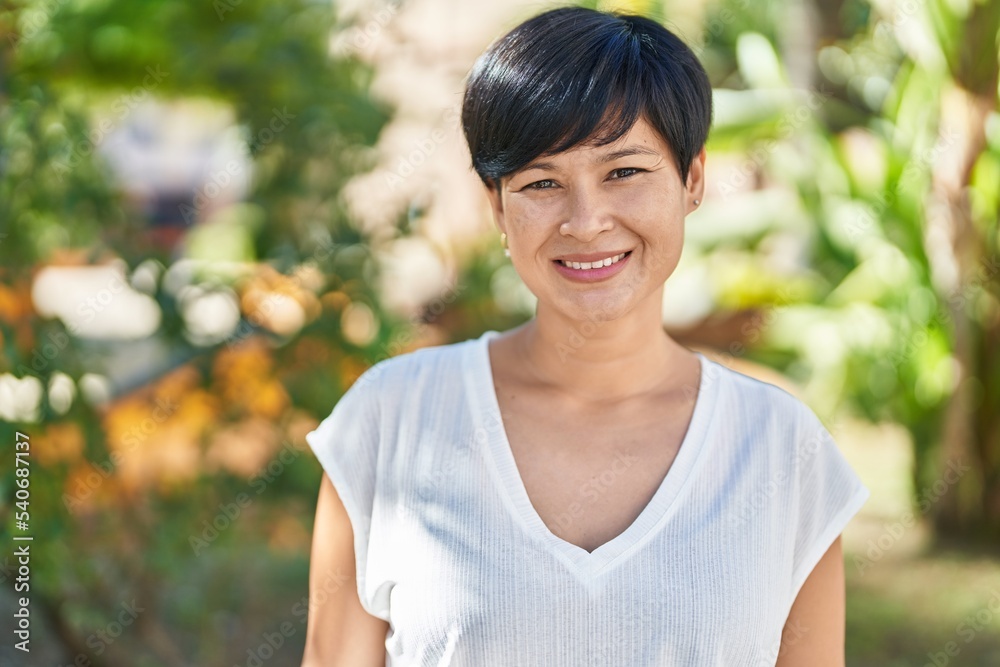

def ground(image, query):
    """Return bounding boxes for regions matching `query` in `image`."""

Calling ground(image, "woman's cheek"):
[511,197,561,232]
[614,181,669,215]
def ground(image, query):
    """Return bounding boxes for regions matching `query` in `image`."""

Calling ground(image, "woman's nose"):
[559,185,614,241]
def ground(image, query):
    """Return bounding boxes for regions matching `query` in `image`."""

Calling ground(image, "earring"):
[694,199,700,206]
[501,232,510,258]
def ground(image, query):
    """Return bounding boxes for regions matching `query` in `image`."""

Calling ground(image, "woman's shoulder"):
[701,353,821,435]
[352,333,482,393]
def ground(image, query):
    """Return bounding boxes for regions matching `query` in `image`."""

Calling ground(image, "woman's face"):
[484,116,706,324]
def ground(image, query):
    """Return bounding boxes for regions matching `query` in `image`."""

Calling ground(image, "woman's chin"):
[557,298,630,325]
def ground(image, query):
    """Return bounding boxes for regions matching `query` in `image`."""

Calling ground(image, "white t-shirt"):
[305,329,870,666]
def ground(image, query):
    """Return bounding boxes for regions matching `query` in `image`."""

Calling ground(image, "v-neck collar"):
[467,329,721,583]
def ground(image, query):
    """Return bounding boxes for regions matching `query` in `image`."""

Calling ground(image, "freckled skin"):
[485,116,701,326]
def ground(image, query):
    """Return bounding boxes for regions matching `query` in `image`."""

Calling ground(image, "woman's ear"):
[686,148,707,213]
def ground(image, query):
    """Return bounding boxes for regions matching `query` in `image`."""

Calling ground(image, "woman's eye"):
[610,167,642,180]
[526,179,556,190]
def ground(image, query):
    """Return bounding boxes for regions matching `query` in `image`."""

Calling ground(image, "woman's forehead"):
[534,119,671,163]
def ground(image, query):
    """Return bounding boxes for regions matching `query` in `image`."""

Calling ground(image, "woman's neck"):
[507,307,689,406]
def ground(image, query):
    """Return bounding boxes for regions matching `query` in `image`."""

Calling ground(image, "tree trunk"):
[927,75,999,539]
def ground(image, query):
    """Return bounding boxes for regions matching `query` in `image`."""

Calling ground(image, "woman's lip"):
[552,251,632,282]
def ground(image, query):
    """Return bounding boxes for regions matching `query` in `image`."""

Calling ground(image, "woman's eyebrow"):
[595,145,661,163]
[519,159,559,172]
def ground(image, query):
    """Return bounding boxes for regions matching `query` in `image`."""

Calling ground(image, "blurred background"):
[0,0,998,664]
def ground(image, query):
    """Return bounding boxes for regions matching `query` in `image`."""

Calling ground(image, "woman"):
[301,6,869,666]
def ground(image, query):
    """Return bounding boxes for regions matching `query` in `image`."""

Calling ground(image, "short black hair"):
[461,6,712,190]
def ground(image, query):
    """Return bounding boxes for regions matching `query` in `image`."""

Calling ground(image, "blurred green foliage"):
[0,0,409,664]
[689,0,999,539]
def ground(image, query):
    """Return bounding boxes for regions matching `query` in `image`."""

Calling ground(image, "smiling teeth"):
[559,253,627,270]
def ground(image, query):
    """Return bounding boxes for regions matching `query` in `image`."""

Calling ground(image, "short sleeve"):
[789,405,870,602]
[304,362,385,616]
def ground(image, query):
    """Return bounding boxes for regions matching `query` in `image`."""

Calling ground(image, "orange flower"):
[34,422,85,467]
[339,356,371,388]
[320,290,350,311]
[63,460,120,515]
[205,417,282,478]
[213,338,289,417]
[248,380,289,419]
[0,285,21,323]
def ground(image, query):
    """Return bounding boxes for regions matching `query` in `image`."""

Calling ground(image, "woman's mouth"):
[552,251,633,282]
[555,251,630,270]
